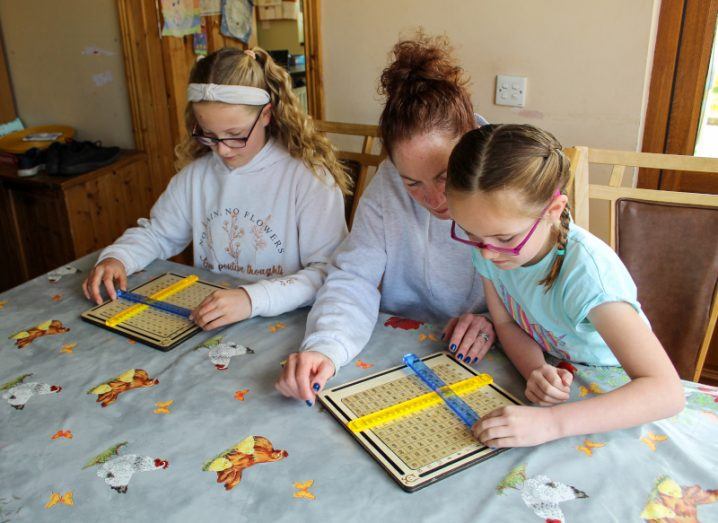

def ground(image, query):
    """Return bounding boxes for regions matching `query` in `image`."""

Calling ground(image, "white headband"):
[187,83,270,105]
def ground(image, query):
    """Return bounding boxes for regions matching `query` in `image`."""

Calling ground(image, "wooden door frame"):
[303,0,324,119]
[639,0,718,189]
[0,29,16,122]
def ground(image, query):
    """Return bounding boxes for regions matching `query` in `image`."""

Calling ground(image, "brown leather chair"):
[615,199,718,380]
[566,146,718,381]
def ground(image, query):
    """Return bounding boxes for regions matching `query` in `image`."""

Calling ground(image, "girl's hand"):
[472,405,560,448]
[82,258,127,304]
[442,313,495,365]
[191,288,252,330]
[275,351,335,404]
[525,363,573,405]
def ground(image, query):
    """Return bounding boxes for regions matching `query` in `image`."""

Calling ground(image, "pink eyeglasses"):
[450,190,561,256]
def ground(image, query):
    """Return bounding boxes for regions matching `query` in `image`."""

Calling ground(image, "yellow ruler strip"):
[347,373,493,433]
[105,275,199,327]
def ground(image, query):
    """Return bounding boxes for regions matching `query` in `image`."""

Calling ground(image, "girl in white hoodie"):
[83,47,350,330]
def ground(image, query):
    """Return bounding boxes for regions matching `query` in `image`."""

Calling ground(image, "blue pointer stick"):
[116,289,192,319]
[403,353,480,428]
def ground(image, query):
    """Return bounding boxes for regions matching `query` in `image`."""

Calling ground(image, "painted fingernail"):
[450,344,457,352]
[457,354,463,361]
[472,357,478,364]
[440,333,445,340]
[305,400,313,407]
[312,383,320,392]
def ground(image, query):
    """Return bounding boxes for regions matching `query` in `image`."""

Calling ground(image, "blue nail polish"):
[457,354,463,361]
[305,400,313,407]
[472,357,478,364]
[312,383,320,392]
[450,344,457,352]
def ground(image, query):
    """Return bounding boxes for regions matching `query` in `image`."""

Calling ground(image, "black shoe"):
[17,147,45,177]
[44,142,64,175]
[58,140,120,175]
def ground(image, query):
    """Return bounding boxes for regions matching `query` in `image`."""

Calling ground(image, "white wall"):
[321,0,661,152]
[0,0,134,149]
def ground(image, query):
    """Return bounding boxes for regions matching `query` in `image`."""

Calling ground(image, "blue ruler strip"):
[403,353,480,428]
[116,289,192,319]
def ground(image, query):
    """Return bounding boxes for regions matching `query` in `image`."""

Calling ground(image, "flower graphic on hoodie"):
[223,209,245,262]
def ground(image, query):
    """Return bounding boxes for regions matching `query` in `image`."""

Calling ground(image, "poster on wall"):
[256,0,297,21]
[221,0,254,44]
[161,0,202,37]
[199,0,222,15]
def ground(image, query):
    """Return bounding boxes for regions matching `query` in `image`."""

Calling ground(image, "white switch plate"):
[495,75,527,107]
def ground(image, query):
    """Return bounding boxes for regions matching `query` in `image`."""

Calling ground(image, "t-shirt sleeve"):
[562,245,642,332]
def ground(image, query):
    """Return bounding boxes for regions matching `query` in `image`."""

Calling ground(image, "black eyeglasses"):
[191,104,267,149]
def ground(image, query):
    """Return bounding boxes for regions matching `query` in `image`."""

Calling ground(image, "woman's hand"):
[275,351,335,404]
[191,288,252,330]
[442,313,495,365]
[525,363,573,405]
[472,405,561,448]
[82,258,127,304]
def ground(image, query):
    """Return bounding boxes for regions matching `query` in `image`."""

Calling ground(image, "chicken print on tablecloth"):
[87,369,159,407]
[641,476,718,522]
[203,436,288,491]
[1,373,61,410]
[47,265,79,282]
[83,442,169,494]
[496,464,588,523]
[9,320,70,349]
[195,335,254,370]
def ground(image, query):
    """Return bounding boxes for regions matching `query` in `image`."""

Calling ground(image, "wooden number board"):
[318,352,522,492]
[81,272,224,351]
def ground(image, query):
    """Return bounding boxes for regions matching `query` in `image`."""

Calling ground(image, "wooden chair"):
[566,146,718,381]
[314,121,385,227]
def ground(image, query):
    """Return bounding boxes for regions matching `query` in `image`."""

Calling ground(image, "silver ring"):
[479,332,490,343]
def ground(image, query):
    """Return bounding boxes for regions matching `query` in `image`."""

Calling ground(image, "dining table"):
[1,254,717,523]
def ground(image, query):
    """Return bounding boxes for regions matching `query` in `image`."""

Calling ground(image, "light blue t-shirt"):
[472,223,648,366]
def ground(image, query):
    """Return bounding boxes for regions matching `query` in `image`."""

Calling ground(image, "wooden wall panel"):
[116,0,177,199]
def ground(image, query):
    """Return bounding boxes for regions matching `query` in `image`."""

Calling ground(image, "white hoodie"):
[98,138,347,318]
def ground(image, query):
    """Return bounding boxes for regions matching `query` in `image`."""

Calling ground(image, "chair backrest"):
[567,146,718,381]
[314,120,385,227]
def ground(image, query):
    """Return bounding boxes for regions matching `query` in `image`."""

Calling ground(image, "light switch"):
[495,75,527,107]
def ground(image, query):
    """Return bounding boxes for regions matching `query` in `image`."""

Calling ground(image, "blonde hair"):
[447,124,571,290]
[175,47,351,195]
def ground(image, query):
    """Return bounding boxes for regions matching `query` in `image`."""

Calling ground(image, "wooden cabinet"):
[0,151,152,291]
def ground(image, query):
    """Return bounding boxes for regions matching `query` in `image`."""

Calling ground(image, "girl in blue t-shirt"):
[446,124,684,448]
